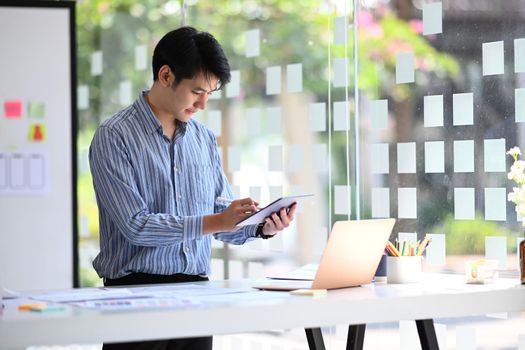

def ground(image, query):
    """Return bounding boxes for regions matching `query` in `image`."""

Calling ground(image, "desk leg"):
[416,319,439,350]
[305,328,326,350]
[346,324,366,350]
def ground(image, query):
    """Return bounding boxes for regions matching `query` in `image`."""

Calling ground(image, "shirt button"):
[178,194,182,199]
[185,247,190,253]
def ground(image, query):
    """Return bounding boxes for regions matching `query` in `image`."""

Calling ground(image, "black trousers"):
[102,273,213,350]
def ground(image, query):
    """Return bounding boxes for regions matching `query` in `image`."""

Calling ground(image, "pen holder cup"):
[387,256,422,284]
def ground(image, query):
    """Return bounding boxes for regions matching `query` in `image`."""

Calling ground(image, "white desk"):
[1,273,524,350]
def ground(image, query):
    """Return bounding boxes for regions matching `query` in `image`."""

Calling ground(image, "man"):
[89,26,297,350]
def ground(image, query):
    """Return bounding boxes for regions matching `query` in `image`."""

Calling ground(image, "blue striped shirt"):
[89,91,257,279]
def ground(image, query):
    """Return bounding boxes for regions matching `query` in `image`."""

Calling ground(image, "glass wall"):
[76,0,525,348]
[357,0,525,276]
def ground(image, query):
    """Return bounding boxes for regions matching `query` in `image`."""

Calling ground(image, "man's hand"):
[220,197,258,231]
[261,202,297,237]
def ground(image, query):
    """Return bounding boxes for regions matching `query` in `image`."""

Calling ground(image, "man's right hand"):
[203,197,258,234]
[220,198,258,231]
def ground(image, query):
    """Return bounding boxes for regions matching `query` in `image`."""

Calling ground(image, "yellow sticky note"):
[290,289,327,297]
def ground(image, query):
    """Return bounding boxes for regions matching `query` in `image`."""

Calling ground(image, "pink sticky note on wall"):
[5,100,23,118]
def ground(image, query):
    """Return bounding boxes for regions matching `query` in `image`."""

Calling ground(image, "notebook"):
[252,218,396,291]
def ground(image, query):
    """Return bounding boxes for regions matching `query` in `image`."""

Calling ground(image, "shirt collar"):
[134,90,188,138]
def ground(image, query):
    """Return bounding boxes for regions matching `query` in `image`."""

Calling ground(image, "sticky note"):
[267,107,282,134]
[0,154,7,189]
[369,99,388,130]
[135,45,148,71]
[9,154,25,188]
[210,258,224,279]
[424,141,444,173]
[453,93,474,126]
[334,185,351,215]
[228,147,240,172]
[78,85,89,110]
[396,52,414,84]
[398,232,417,252]
[333,16,348,45]
[28,102,45,119]
[482,41,504,76]
[309,102,326,132]
[372,188,390,218]
[333,101,349,131]
[249,186,261,202]
[313,144,328,173]
[226,70,240,98]
[371,143,389,174]
[454,188,475,220]
[246,108,261,136]
[289,185,302,197]
[231,185,241,199]
[287,145,304,173]
[28,124,46,142]
[229,260,243,279]
[454,140,474,172]
[425,233,446,265]
[424,95,443,127]
[4,100,22,118]
[90,50,103,76]
[30,304,65,312]
[290,289,327,296]
[485,236,507,268]
[423,2,442,35]
[333,57,348,87]
[268,145,283,171]
[515,38,525,73]
[516,88,525,122]
[287,63,303,93]
[397,142,416,173]
[456,326,476,350]
[119,80,133,106]
[245,29,260,58]
[484,138,505,172]
[398,188,417,219]
[313,227,328,258]
[208,89,221,100]
[207,110,222,136]
[248,262,264,278]
[28,154,45,189]
[266,66,281,95]
[269,232,284,251]
[269,186,283,200]
[18,302,47,311]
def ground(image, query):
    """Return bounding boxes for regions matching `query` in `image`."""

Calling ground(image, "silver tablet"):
[235,194,314,226]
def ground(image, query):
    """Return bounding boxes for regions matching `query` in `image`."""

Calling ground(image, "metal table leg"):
[305,328,326,350]
[416,319,440,350]
[347,324,366,350]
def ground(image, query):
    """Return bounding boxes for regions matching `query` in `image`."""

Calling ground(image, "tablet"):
[235,194,314,226]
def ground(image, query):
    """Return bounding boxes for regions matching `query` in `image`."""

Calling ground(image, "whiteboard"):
[0,1,77,290]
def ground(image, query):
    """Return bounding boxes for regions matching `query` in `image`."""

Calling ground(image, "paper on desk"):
[71,297,203,311]
[266,264,318,281]
[29,288,137,303]
[127,284,252,297]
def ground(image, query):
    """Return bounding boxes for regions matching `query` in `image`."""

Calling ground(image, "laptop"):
[252,218,395,291]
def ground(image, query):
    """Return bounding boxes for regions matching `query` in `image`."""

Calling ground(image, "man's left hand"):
[262,202,298,237]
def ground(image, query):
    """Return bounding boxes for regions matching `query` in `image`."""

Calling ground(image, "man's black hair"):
[152,26,231,90]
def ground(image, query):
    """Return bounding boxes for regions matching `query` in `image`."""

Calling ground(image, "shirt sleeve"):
[209,135,258,244]
[89,126,203,247]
